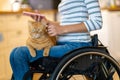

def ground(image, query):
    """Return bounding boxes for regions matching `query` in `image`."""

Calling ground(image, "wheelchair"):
[13,34,120,80]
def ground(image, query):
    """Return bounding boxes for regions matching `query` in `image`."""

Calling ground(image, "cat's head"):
[28,21,46,39]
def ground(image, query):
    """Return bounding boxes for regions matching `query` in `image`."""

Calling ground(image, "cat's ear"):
[28,20,35,31]
[28,20,35,27]
[28,20,33,25]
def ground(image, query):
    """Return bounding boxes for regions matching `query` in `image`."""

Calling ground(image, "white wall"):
[91,10,120,61]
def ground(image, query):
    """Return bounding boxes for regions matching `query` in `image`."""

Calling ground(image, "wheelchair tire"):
[50,47,120,80]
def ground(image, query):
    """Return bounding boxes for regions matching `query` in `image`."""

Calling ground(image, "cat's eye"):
[38,29,42,32]
[32,29,36,32]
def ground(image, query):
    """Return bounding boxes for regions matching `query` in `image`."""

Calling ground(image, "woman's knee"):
[10,47,18,60]
[10,46,29,61]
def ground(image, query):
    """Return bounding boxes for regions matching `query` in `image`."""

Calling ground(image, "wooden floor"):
[33,74,89,80]
[33,72,119,80]
[33,74,86,80]
[33,62,120,80]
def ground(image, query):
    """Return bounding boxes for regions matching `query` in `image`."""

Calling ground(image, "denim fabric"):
[10,42,92,80]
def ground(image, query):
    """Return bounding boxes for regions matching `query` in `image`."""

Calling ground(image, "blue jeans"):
[10,42,92,80]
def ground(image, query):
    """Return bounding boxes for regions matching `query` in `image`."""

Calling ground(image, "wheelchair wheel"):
[50,47,120,80]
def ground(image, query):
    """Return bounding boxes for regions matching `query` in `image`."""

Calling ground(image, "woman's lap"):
[11,42,92,62]
[10,42,92,80]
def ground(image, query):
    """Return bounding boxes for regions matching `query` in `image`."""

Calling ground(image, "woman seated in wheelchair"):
[10,0,103,80]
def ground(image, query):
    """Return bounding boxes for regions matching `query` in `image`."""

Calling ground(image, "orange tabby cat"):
[26,21,56,57]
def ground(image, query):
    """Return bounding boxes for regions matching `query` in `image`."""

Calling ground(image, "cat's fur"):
[26,21,56,57]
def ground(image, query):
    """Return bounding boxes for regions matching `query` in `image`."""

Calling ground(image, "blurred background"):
[0,0,120,80]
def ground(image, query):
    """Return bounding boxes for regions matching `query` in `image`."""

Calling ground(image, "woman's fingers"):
[23,11,44,22]
[47,25,57,36]
[37,16,41,22]
[34,10,42,22]
[30,15,42,22]
[33,10,39,21]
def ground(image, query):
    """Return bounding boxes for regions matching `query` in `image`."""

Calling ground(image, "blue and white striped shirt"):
[57,0,103,42]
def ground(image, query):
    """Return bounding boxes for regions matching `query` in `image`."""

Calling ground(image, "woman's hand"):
[23,10,45,22]
[30,10,45,22]
[47,22,63,36]
[23,10,65,36]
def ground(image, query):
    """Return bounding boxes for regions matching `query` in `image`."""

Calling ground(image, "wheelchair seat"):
[17,34,120,80]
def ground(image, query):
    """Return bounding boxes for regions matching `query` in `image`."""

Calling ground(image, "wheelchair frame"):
[12,34,120,80]
[50,47,120,80]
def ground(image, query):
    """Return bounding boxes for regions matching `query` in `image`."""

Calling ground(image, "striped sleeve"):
[84,0,103,31]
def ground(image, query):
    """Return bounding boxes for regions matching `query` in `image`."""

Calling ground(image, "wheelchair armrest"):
[91,34,98,47]
[91,34,104,47]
